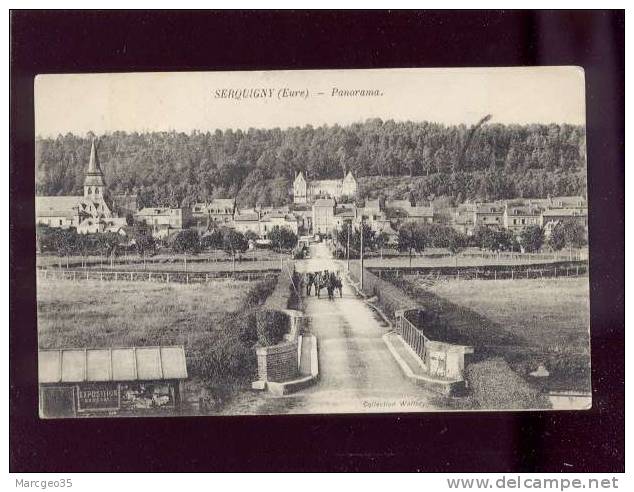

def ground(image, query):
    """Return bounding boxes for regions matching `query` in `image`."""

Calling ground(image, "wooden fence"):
[37,268,278,284]
[373,262,588,283]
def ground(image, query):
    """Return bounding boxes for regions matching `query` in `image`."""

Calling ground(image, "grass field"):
[391,276,591,393]
[37,277,277,411]
[425,277,590,353]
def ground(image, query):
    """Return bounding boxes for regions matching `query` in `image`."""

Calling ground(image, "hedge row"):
[349,264,418,319]
[263,270,300,311]
[257,269,303,346]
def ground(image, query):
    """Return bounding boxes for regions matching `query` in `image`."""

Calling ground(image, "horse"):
[305,272,315,296]
[315,271,329,299]
[331,273,343,298]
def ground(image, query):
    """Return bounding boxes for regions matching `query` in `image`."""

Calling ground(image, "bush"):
[255,310,289,346]
[263,270,300,311]
[244,277,277,308]
[465,357,550,409]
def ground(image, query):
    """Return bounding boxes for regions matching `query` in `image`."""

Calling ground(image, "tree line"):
[333,219,587,266]
[36,223,299,266]
[36,119,586,208]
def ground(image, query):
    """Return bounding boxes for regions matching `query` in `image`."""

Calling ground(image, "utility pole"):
[346,223,350,271]
[360,219,364,290]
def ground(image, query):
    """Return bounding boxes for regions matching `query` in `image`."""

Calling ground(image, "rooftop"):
[39,346,188,384]
[313,198,336,207]
[407,206,434,217]
[36,196,83,217]
[507,206,542,216]
[233,212,260,222]
[542,208,588,217]
[475,204,504,214]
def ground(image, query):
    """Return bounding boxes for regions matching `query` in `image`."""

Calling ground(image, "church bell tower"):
[84,138,106,199]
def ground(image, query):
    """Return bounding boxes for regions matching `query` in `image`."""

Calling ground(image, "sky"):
[35,67,586,137]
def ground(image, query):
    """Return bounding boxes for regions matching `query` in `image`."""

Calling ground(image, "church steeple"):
[84,138,106,199]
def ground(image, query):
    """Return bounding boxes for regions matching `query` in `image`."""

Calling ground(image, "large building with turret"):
[36,139,128,234]
[292,170,357,204]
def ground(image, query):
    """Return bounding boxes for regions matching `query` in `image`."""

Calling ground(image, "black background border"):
[10,10,625,473]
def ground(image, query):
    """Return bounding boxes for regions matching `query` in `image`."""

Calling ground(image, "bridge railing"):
[395,310,430,361]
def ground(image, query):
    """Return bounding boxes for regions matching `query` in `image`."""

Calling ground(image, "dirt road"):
[224,241,439,415]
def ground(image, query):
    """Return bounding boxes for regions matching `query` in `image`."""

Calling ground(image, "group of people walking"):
[304,270,343,300]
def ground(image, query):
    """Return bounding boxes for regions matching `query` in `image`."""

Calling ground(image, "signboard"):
[40,386,76,418]
[76,383,120,412]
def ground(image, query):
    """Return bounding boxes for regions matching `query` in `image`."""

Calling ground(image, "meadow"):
[37,277,278,410]
[391,276,591,393]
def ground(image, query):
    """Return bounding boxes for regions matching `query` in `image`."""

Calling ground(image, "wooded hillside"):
[36,119,587,208]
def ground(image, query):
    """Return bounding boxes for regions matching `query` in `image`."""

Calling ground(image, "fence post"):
[511,270,514,280]
[527,269,529,279]
[576,266,579,276]
[130,272,133,281]
[73,271,76,282]
[494,270,497,281]
[167,273,170,283]
[115,272,118,281]
[186,273,189,284]
[149,272,152,282]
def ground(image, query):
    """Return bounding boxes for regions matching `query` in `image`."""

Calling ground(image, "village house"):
[503,204,543,235]
[191,198,237,225]
[312,198,337,236]
[134,207,193,239]
[232,211,262,237]
[292,208,313,235]
[35,139,128,234]
[404,205,435,224]
[547,195,587,210]
[293,170,358,204]
[385,199,414,210]
[260,212,299,236]
[473,203,504,229]
[332,205,358,231]
[452,206,476,236]
[540,208,589,237]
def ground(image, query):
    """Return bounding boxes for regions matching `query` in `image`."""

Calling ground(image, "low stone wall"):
[256,341,298,382]
[254,309,305,385]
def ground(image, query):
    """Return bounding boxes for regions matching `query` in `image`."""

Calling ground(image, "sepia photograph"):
[34,67,591,418]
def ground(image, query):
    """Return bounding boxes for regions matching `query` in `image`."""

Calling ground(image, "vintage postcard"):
[34,68,590,417]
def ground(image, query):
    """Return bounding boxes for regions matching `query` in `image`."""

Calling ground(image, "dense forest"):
[35,119,587,208]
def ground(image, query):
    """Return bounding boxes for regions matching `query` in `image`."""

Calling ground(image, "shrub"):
[263,271,300,311]
[465,357,550,409]
[255,310,289,346]
[244,277,277,308]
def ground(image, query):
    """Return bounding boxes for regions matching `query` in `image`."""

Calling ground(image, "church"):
[293,170,358,204]
[35,139,128,234]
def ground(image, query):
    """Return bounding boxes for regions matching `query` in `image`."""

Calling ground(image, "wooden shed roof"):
[39,346,188,384]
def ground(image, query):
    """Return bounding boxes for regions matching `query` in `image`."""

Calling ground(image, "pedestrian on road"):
[306,272,314,296]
